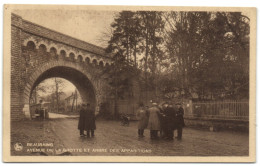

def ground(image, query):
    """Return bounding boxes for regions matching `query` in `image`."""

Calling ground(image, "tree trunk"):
[55,78,59,112]
[134,42,137,67]
[114,55,119,119]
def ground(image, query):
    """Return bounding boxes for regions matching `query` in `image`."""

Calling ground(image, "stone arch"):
[92,59,97,65]
[26,41,36,50]
[23,37,37,47]
[57,47,69,55]
[38,44,47,52]
[99,60,104,67]
[36,40,48,49]
[50,47,57,52]
[76,51,84,60]
[85,57,90,63]
[60,50,67,58]
[69,52,75,61]
[50,47,57,54]
[46,43,58,52]
[77,55,83,62]
[68,51,77,57]
[22,61,101,119]
[50,47,58,59]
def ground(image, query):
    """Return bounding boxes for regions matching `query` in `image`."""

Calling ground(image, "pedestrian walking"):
[147,101,161,139]
[85,103,96,137]
[78,104,87,137]
[136,102,148,138]
[176,103,185,140]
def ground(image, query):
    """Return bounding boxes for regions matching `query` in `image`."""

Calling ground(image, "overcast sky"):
[13,9,117,47]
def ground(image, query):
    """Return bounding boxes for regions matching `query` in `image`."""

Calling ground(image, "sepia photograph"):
[3,4,256,162]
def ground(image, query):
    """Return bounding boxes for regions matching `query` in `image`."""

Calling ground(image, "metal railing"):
[185,100,249,121]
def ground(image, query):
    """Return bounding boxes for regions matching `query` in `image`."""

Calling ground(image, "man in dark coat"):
[78,104,87,137]
[85,103,96,137]
[159,102,168,138]
[164,103,176,140]
[176,103,185,140]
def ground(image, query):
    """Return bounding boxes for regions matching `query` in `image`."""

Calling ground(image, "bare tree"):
[49,78,66,112]
[96,27,114,48]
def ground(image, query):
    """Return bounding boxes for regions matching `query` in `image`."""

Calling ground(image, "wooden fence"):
[185,100,249,121]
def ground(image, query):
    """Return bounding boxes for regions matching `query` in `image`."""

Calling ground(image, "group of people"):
[77,101,185,140]
[78,103,96,137]
[136,101,185,140]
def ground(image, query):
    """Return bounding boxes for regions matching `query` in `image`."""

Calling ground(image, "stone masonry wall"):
[10,13,113,121]
[11,24,25,120]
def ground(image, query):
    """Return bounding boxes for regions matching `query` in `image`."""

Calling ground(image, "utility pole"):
[71,92,75,112]
[75,90,78,111]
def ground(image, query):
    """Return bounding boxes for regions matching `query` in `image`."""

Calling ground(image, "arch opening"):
[92,59,97,65]
[99,61,104,67]
[85,57,90,64]
[39,44,47,52]
[27,41,36,50]
[28,66,97,117]
[30,78,84,113]
[77,55,83,63]
[69,53,75,61]
[50,47,58,59]
[60,50,67,59]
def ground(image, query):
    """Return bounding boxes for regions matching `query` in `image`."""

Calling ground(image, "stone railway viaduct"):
[11,13,128,121]
[10,13,248,132]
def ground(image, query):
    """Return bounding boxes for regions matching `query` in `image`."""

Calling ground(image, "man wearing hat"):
[78,103,87,137]
[164,103,177,140]
[176,103,185,140]
[160,102,168,138]
[85,103,96,137]
[147,101,161,139]
[136,102,148,138]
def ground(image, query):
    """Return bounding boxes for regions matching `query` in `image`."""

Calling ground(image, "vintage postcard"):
[3,5,256,162]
